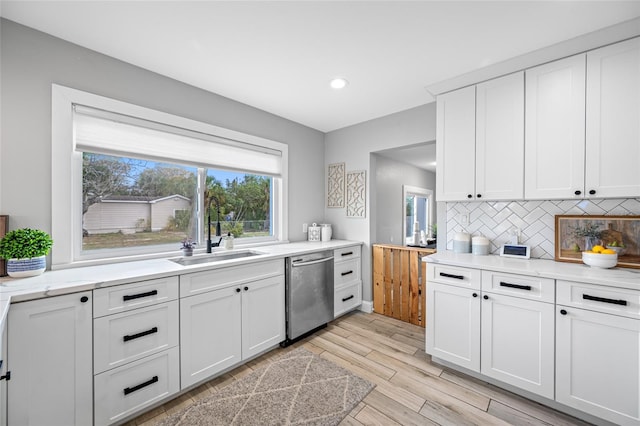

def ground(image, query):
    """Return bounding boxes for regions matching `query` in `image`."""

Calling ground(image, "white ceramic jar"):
[453,232,471,253]
[472,235,490,255]
[321,224,332,242]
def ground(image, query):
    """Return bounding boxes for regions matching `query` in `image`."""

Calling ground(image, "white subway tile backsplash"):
[446,198,640,258]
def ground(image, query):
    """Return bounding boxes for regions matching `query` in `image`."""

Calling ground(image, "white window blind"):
[73,105,283,177]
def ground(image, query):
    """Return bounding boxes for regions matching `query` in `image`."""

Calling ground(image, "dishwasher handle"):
[291,256,334,267]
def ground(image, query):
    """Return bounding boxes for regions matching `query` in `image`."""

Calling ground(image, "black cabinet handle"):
[244,286,249,291]
[583,294,627,306]
[124,376,158,396]
[589,189,596,195]
[236,288,241,293]
[0,371,10,381]
[560,309,567,315]
[472,293,478,298]
[440,272,464,280]
[341,270,353,276]
[574,190,582,195]
[80,296,89,303]
[499,282,532,291]
[123,290,158,301]
[467,194,473,199]
[342,295,354,302]
[477,194,482,198]
[483,295,489,300]
[123,327,158,342]
[341,251,353,256]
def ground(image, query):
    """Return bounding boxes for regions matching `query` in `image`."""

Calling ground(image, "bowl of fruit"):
[605,241,625,256]
[582,245,618,268]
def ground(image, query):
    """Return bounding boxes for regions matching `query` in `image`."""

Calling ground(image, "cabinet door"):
[525,54,586,199]
[426,282,480,371]
[556,306,640,425]
[180,286,242,389]
[586,37,640,198]
[436,86,476,201]
[8,292,93,426]
[476,72,525,200]
[241,276,285,359]
[481,293,554,398]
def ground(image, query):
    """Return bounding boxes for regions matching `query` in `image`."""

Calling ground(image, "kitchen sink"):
[170,250,265,266]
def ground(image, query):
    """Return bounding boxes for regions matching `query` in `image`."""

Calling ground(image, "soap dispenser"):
[224,232,234,250]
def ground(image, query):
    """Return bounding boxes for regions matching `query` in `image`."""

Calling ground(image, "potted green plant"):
[181,238,196,256]
[0,228,53,277]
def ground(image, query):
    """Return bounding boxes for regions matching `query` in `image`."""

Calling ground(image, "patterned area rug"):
[158,347,375,425]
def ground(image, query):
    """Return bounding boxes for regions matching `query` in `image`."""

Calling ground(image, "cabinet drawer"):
[94,347,180,426]
[557,280,640,319]
[94,301,179,374]
[94,276,179,318]
[180,259,284,297]
[334,245,361,263]
[335,282,362,318]
[334,259,361,287]
[429,264,481,290]
[482,271,554,303]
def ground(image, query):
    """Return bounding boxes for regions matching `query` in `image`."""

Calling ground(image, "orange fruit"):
[601,249,616,255]
[592,245,605,253]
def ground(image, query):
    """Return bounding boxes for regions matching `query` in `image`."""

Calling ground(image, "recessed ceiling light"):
[330,77,348,89]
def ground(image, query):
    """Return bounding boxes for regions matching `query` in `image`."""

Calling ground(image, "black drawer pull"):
[123,327,158,342]
[440,272,464,280]
[342,295,354,302]
[583,294,627,306]
[341,270,354,276]
[500,282,532,291]
[123,290,158,301]
[341,251,353,256]
[123,376,158,396]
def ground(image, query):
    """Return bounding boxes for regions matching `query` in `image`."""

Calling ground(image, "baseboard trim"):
[359,300,373,313]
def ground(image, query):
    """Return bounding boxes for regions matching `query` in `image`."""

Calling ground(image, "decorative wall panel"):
[327,163,345,208]
[446,198,640,259]
[346,170,366,218]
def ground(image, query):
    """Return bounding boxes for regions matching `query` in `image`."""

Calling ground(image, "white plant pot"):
[7,255,46,278]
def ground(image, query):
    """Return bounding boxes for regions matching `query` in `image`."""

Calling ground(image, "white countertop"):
[0,240,361,326]
[424,251,640,290]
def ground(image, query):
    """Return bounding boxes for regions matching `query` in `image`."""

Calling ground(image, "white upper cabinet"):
[586,37,640,198]
[476,72,525,200]
[437,73,524,202]
[525,54,586,200]
[436,85,476,201]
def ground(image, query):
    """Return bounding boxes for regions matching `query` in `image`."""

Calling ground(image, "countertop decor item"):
[181,238,195,256]
[582,251,618,268]
[453,232,471,253]
[307,223,321,241]
[555,215,640,268]
[0,228,53,278]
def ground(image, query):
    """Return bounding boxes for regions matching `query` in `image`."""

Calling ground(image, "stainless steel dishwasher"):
[284,250,334,344]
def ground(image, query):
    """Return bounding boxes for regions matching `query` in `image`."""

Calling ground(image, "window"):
[53,85,288,268]
[403,185,433,245]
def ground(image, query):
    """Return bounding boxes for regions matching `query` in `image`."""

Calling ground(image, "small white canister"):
[453,232,471,253]
[308,223,321,242]
[472,235,490,255]
[321,224,332,242]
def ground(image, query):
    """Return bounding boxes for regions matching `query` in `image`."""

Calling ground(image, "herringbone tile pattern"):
[446,198,640,259]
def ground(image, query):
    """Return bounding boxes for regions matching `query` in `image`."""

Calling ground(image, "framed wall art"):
[346,170,366,218]
[555,215,640,268]
[327,162,345,208]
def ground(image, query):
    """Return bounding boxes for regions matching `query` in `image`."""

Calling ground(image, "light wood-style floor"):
[128,311,591,426]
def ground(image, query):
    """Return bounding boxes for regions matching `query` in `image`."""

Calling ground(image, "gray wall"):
[0,19,325,241]
[325,103,437,303]
[372,154,436,246]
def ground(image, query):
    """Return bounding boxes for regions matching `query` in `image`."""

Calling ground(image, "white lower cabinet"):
[180,285,242,388]
[180,273,284,389]
[427,281,481,372]
[556,281,640,425]
[7,292,93,426]
[94,347,180,426]
[333,245,362,318]
[480,293,555,398]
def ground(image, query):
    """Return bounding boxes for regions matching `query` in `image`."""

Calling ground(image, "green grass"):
[83,230,270,250]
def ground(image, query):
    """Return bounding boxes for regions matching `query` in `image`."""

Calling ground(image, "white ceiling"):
[2,1,640,135]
